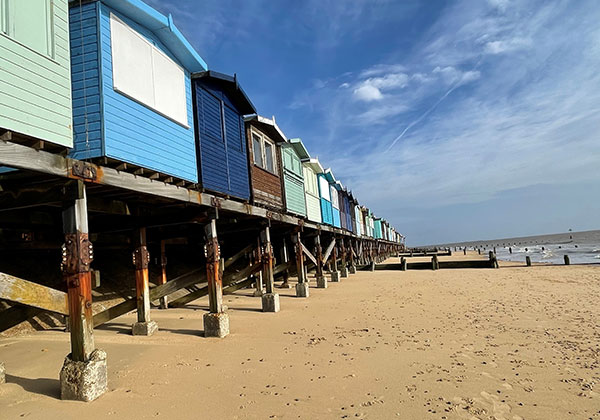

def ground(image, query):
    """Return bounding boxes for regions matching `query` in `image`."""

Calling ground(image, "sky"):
[146,0,600,245]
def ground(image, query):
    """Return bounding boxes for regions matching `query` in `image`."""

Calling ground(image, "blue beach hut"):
[193,71,256,200]
[69,0,206,182]
[317,172,333,226]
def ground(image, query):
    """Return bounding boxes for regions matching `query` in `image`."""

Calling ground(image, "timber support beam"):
[203,219,229,338]
[260,225,280,312]
[59,180,107,402]
[131,227,157,336]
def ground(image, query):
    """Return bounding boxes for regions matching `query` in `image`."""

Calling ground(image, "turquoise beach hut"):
[281,138,307,217]
[1,0,73,148]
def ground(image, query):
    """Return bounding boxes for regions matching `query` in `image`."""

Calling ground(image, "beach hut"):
[342,189,353,233]
[318,172,333,225]
[324,170,341,228]
[280,138,307,217]
[336,182,348,231]
[1,0,73,148]
[68,0,207,182]
[244,114,286,211]
[302,157,324,223]
[373,217,382,239]
[352,197,362,236]
[193,71,256,199]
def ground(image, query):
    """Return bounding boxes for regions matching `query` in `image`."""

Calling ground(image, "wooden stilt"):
[260,227,275,294]
[203,218,230,337]
[62,180,95,361]
[60,180,107,402]
[159,240,168,309]
[292,231,305,284]
[206,219,223,314]
[131,227,157,335]
[315,233,327,288]
[340,237,348,277]
[280,237,291,288]
[260,226,280,312]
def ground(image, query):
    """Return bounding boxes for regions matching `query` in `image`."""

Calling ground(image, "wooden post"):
[292,231,305,283]
[131,227,157,335]
[206,219,223,314]
[401,257,407,271]
[159,240,168,309]
[315,233,327,288]
[62,180,95,361]
[280,237,291,288]
[432,255,439,270]
[292,231,309,297]
[564,255,570,265]
[526,256,531,266]
[261,227,275,294]
[203,218,229,337]
[330,237,340,282]
[60,180,107,402]
[260,226,280,312]
[340,237,348,277]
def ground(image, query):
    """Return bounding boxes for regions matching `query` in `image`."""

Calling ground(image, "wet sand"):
[1,254,599,419]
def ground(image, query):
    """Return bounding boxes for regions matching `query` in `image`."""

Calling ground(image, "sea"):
[439,229,600,265]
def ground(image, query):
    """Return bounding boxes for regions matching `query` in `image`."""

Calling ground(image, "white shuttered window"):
[110,13,188,127]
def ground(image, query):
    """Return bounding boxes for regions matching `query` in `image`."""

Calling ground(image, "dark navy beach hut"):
[193,71,256,200]
[69,0,207,182]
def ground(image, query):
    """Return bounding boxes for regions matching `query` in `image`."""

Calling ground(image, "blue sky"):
[146,0,600,245]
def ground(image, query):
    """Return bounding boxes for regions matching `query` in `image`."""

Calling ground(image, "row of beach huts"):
[0,0,402,243]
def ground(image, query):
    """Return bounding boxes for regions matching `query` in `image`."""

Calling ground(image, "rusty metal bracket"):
[71,161,97,181]
[61,232,93,275]
[132,246,150,270]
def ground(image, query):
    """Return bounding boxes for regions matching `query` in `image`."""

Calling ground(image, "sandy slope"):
[0,255,599,419]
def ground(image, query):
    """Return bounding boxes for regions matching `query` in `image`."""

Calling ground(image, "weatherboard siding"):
[0,0,73,147]
[281,145,306,216]
[194,82,250,200]
[69,2,102,159]
[98,3,197,182]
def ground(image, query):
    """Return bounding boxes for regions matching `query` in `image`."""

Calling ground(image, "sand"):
[1,253,599,419]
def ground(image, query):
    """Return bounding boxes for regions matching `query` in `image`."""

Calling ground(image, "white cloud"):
[360,63,407,78]
[484,37,532,54]
[353,84,384,101]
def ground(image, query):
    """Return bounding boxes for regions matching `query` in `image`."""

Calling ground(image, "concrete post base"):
[340,267,349,278]
[203,311,230,338]
[262,293,280,312]
[331,271,340,282]
[295,282,310,298]
[60,349,107,402]
[0,362,5,384]
[131,320,158,336]
[349,265,357,274]
[369,261,376,272]
[279,281,293,289]
[316,276,328,288]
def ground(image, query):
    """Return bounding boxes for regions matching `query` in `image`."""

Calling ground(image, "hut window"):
[110,13,188,127]
[251,130,277,174]
[1,0,55,58]
[264,142,274,172]
[252,134,263,167]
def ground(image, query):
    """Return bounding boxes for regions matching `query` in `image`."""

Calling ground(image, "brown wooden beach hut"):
[244,114,287,211]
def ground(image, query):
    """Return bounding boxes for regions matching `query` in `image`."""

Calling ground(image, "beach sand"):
[1,253,599,419]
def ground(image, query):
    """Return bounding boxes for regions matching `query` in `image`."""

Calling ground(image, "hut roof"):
[192,71,256,115]
[244,115,287,143]
[288,138,310,159]
[302,157,325,173]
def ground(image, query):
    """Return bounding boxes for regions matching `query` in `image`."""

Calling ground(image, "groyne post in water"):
[526,256,531,267]
[509,247,512,254]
